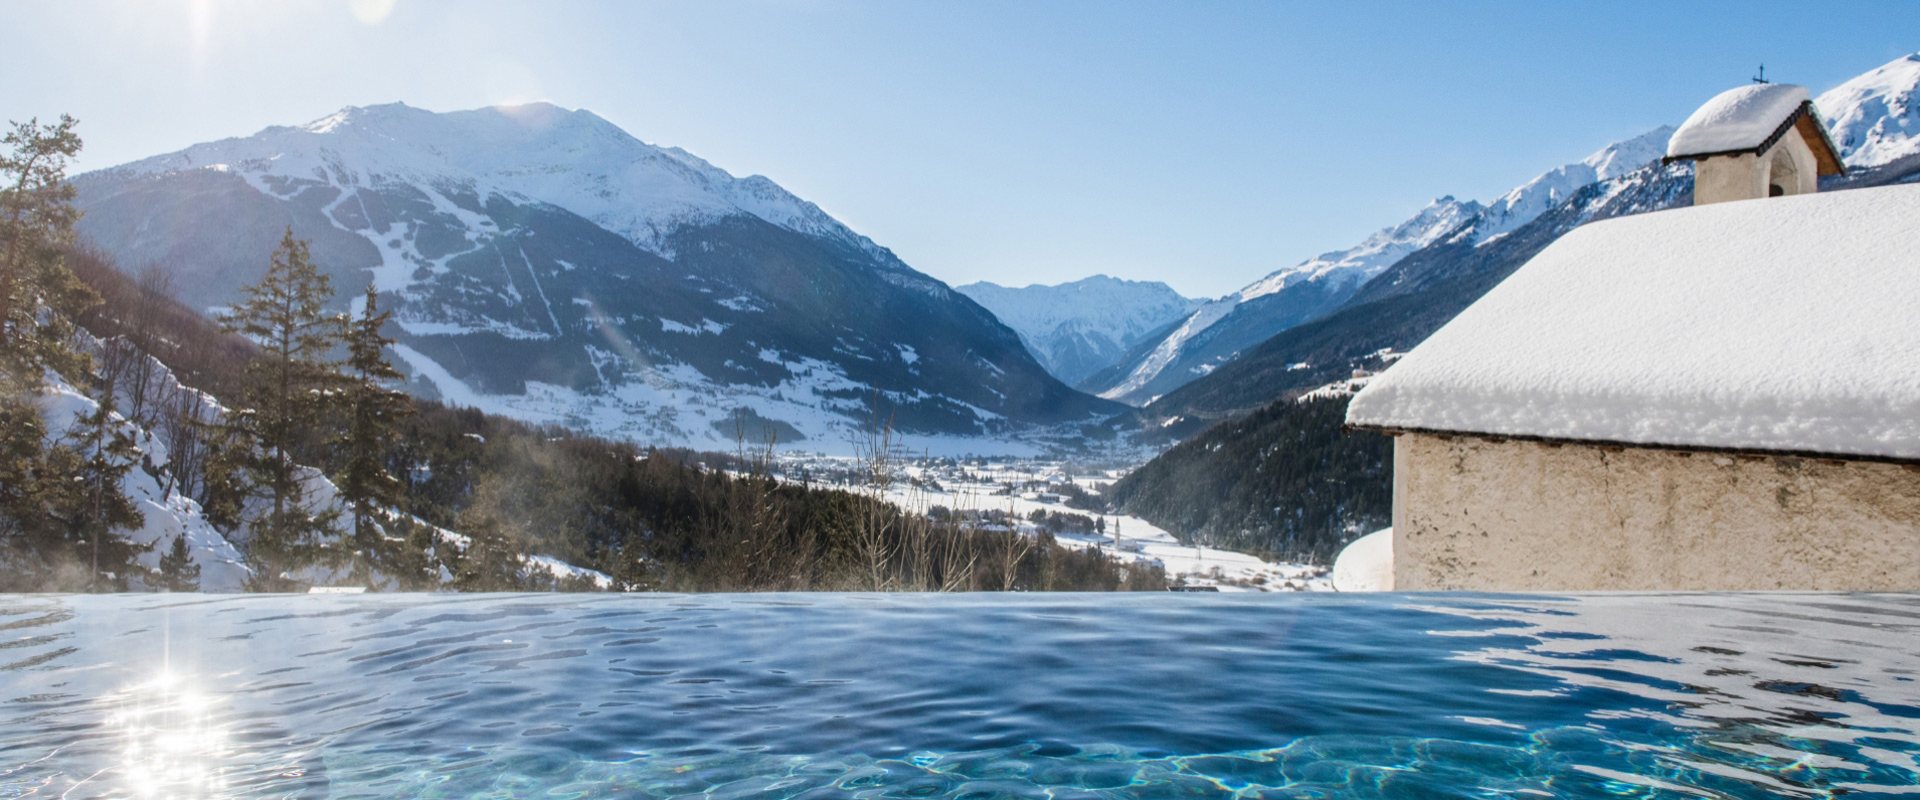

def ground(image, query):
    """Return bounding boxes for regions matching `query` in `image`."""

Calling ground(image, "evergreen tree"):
[449,506,525,591]
[219,229,346,590]
[385,516,442,590]
[336,286,412,586]
[0,400,60,589]
[196,421,249,534]
[0,115,93,384]
[59,395,148,590]
[0,117,148,591]
[157,534,201,592]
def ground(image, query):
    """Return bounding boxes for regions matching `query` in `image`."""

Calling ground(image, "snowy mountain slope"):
[1087,127,1673,406]
[955,276,1202,385]
[1472,126,1674,243]
[29,376,252,591]
[1090,196,1483,405]
[73,103,1116,452]
[104,102,889,264]
[1818,53,1920,168]
[1141,52,1920,425]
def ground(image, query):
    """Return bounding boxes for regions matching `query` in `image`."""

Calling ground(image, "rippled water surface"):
[2,593,1917,798]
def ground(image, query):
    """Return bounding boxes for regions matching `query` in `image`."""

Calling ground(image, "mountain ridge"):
[955,275,1202,386]
[73,102,1117,453]
[1085,125,1677,406]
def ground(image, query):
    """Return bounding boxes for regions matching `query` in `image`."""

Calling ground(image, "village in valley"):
[765,450,1337,591]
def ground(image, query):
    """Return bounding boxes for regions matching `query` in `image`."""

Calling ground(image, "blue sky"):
[3,1,1914,296]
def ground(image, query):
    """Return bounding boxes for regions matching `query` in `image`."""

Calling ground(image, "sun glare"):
[186,0,214,67]
[348,0,398,26]
[107,671,232,798]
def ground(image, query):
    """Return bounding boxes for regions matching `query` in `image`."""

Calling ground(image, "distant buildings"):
[1346,83,1918,591]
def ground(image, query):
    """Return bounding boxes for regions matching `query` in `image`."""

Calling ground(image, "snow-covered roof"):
[1347,183,1920,461]
[1667,83,1812,158]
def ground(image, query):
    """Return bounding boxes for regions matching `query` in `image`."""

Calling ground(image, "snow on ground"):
[30,377,253,591]
[1331,528,1393,592]
[778,453,1332,591]
[1348,183,1920,460]
[395,342,1066,458]
[30,335,610,593]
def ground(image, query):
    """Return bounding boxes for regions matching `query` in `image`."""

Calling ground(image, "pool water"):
[1,593,1916,798]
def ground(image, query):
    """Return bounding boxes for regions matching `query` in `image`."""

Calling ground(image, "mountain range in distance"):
[72,102,1117,455]
[1032,53,1920,412]
[955,276,1203,387]
[66,52,1920,458]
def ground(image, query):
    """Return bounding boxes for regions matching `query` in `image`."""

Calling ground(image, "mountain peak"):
[1583,125,1676,180]
[94,101,888,264]
[957,277,1204,385]
[297,101,427,134]
[1818,51,1920,168]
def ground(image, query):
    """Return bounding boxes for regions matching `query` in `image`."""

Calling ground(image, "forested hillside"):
[1106,396,1390,563]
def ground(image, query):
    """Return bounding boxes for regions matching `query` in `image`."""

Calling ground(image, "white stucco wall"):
[1692,129,1820,205]
[1392,432,1920,591]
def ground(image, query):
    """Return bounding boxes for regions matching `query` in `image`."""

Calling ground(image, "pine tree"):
[196,421,249,534]
[449,507,525,592]
[383,516,441,590]
[0,117,148,591]
[219,229,346,590]
[336,286,412,586]
[60,394,148,591]
[0,400,61,589]
[0,115,93,384]
[157,534,201,592]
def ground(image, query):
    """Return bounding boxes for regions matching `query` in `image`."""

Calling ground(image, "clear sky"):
[3,1,1914,297]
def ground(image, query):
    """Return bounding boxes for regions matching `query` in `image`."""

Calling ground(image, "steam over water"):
[1,593,1916,797]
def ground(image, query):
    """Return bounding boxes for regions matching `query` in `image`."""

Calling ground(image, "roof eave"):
[1663,101,1848,176]
[1346,423,1919,467]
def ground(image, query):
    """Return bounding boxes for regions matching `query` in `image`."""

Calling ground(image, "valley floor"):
[775,452,1333,592]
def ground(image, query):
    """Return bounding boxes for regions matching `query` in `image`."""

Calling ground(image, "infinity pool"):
[2,593,1915,798]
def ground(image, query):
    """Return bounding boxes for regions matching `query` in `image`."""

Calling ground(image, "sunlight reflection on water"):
[107,670,231,797]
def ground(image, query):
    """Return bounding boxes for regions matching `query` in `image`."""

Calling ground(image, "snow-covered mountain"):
[1471,126,1675,243]
[73,103,1116,453]
[1819,53,1920,168]
[118,102,885,263]
[955,276,1202,385]
[1138,52,1920,424]
[1086,127,1674,406]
